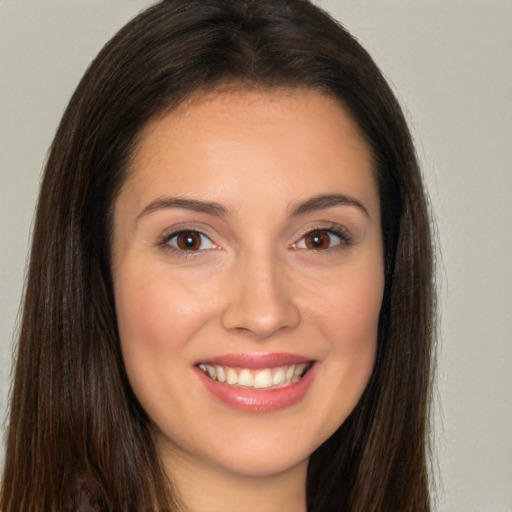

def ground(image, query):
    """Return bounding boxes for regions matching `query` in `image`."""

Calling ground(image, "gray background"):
[1,1,511,511]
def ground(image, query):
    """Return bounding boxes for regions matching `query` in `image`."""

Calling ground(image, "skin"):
[112,87,384,512]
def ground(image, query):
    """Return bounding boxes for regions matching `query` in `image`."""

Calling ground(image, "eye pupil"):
[305,230,330,250]
[176,231,201,251]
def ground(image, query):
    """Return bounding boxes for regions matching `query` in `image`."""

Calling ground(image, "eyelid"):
[156,227,218,255]
[292,223,353,250]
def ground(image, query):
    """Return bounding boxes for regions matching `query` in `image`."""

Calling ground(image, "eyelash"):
[157,229,217,256]
[293,224,353,251]
[156,223,352,256]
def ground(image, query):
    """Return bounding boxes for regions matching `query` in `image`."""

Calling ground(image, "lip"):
[194,354,318,413]
[194,352,313,369]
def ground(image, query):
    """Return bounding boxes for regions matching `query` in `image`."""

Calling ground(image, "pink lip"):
[195,352,313,369]
[194,357,318,413]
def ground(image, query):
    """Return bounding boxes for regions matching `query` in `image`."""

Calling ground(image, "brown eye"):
[304,230,331,250]
[176,231,201,251]
[167,231,213,251]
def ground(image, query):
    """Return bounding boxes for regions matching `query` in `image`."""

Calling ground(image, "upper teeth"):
[197,363,309,389]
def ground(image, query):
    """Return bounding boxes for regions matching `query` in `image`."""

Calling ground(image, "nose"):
[221,254,301,340]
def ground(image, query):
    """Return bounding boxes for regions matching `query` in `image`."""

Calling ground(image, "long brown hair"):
[1,1,435,510]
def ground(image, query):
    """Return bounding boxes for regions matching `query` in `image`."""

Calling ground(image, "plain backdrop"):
[1,1,511,511]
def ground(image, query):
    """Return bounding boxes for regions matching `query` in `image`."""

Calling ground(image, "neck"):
[161,446,308,512]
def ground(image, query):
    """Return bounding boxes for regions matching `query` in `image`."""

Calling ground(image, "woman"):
[1,1,435,511]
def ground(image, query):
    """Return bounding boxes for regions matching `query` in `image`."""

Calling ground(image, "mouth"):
[194,353,318,412]
[196,361,314,390]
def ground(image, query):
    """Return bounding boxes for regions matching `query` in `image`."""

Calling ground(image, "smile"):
[194,353,318,412]
[197,362,313,390]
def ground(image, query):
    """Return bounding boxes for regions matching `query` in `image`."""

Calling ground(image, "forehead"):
[120,86,378,219]
[132,86,370,162]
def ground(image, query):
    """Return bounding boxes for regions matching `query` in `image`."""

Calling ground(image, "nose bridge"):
[221,246,300,339]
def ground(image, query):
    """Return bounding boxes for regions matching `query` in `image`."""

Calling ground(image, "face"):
[112,88,384,481]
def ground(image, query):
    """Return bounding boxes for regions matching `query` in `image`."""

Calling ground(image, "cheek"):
[335,277,382,368]
[114,262,215,366]
[116,279,173,356]
[308,253,383,344]
[322,279,382,427]
[307,253,383,395]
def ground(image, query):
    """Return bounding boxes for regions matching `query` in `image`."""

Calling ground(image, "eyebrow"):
[137,193,369,221]
[291,193,369,217]
[137,197,228,219]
